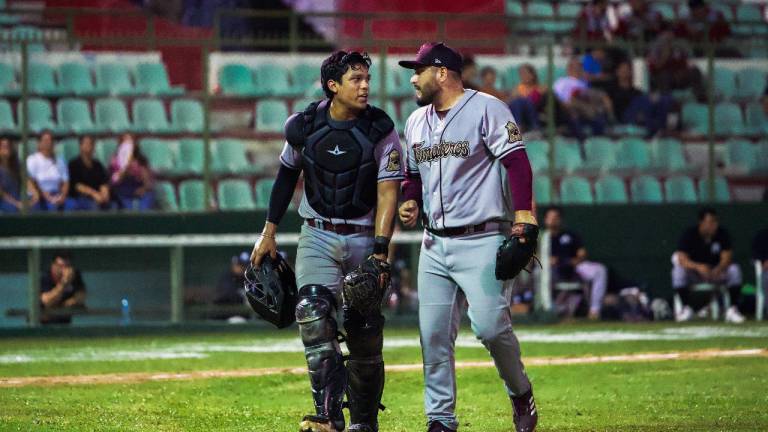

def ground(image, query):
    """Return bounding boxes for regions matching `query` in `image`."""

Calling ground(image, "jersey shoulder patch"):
[505,121,522,143]
[385,149,401,172]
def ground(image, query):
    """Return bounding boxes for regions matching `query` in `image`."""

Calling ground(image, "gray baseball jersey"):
[404,90,525,229]
[280,128,405,226]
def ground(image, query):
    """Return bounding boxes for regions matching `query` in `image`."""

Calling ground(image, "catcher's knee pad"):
[296,284,339,345]
[343,307,384,358]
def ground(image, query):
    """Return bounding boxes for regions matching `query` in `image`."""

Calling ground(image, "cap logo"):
[434,59,442,64]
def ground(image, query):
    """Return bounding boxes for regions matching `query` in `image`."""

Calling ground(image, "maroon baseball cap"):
[399,42,463,73]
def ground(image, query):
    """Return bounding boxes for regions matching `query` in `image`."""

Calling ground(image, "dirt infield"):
[1,348,764,388]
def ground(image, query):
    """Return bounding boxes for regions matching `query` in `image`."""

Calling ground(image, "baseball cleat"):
[512,389,538,432]
[299,415,338,432]
[427,420,457,432]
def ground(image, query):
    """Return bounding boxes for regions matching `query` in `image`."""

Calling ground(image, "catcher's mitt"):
[495,223,539,281]
[342,256,391,317]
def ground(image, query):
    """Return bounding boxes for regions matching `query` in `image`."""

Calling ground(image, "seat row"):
[0,61,184,97]
[535,174,732,205]
[155,178,276,212]
[681,101,768,135]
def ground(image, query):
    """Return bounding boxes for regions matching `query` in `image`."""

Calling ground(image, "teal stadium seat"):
[745,102,768,135]
[698,176,730,203]
[630,175,663,204]
[132,98,175,134]
[737,68,767,100]
[734,4,767,36]
[711,67,736,100]
[55,137,80,163]
[58,62,102,96]
[10,26,44,52]
[28,63,59,96]
[255,64,301,97]
[171,98,204,133]
[525,139,549,173]
[141,138,177,175]
[0,63,19,96]
[756,141,768,172]
[725,139,757,173]
[681,102,708,135]
[94,98,131,133]
[291,63,319,95]
[651,138,686,172]
[213,139,253,174]
[255,99,289,133]
[559,175,593,204]
[504,65,521,90]
[95,138,117,166]
[533,174,553,204]
[594,175,628,204]
[583,137,616,171]
[653,3,676,20]
[555,3,582,32]
[176,138,205,175]
[135,62,184,96]
[615,138,651,171]
[217,179,256,210]
[219,63,260,96]
[18,98,57,133]
[178,179,206,212]
[155,181,179,211]
[56,98,101,134]
[526,1,555,33]
[292,97,318,114]
[554,137,582,173]
[664,175,698,203]
[254,178,275,209]
[714,102,745,135]
[96,63,138,96]
[0,99,17,132]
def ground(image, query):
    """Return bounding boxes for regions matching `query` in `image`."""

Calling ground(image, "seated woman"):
[0,137,39,212]
[109,134,155,211]
[508,64,545,133]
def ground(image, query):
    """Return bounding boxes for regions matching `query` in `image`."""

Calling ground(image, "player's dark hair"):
[320,50,372,100]
[519,63,539,85]
[544,205,563,217]
[462,54,476,69]
[78,134,93,145]
[51,250,72,263]
[0,136,20,185]
[698,207,717,221]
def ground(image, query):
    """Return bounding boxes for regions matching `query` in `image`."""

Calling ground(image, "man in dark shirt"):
[753,228,768,318]
[606,61,672,137]
[672,207,744,322]
[545,206,608,320]
[40,251,86,325]
[68,135,110,211]
[214,251,248,306]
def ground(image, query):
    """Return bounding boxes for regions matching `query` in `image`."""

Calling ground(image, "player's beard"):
[415,81,438,106]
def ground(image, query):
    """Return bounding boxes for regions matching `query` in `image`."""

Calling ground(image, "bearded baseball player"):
[398,42,538,432]
[251,51,403,432]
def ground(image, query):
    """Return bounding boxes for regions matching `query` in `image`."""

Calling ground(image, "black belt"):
[306,219,373,235]
[426,223,490,237]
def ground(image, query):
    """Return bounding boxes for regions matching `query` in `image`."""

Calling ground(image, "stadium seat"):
[533,174,553,204]
[734,4,766,36]
[756,141,768,172]
[213,139,252,174]
[725,139,757,173]
[10,26,44,52]
[95,138,117,166]
[557,2,581,19]
[554,137,582,173]
[745,102,768,135]
[615,138,651,171]
[651,138,686,172]
[178,179,207,212]
[736,68,766,100]
[291,63,319,95]
[526,139,549,173]
[94,98,132,133]
[681,102,709,135]
[711,67,736,100]
[506,0,523,16]
[526,1,556,32]
[504,65,521,89]
[664,175,698,203]
[711,3,733,21]
[397,68,416,97]
[58,62,101,96]
[292,96,318,114]
[96,62,138,96]
[255,99,289,133]
[0,99,17,133]
[385,69,411,98]
[132,98,175,134]
[28,63,59,96]
[583,137,616,171]
[630,175,663,204]
[254,178,275,209]
[176,138,205,175]
[0,63,19,96]
[714,102,745,135]
[171,99,204,133]
[155,181,179,211]
[219,63,260,96]
[217,179,256,210]
[141,138,177,174]
[559,175,593,204]
[653,3,675,20]
[55,137,80,163]
[255,64,301,97]
[56,98,101,134]
[18,98,57,133]
[593,175,628,204]
[135,62,184,96]
[697,176,730,203]
[400,99,419,123]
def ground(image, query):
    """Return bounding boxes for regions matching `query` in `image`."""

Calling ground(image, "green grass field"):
[1,322,767,431]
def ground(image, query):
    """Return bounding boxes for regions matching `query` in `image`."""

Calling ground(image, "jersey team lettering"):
[413,140,471,164]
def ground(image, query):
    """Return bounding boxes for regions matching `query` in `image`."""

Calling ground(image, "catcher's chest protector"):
[287,100,394,219]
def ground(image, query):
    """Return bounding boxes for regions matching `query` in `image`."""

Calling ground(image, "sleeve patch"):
[386,149,401,172]
[505,121,522,143]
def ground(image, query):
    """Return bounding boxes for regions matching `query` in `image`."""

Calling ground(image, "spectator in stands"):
[68,135,110,211]
[647,32,706,101]
[461,54,479,90]
[214,251,248,306]
[508,64,544,133]
[110,133,155,211]
[553,57,610,140]
[40,251,86,325]
[0,137,38,213]
[26,131,75,211]
[544,206,608,320]
[478,66,507,101]
[606,61,673,137]
[753,228,768,313]
[672,207,745,323]
[582,48,614,90]
[615,0,667,42]
[675,0,731,44]
[572,0,613,42]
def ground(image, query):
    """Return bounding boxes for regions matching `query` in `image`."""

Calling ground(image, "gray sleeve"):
[404,113,418,174]
[482,98,525,159]
[278,141,302,169]
[375,129,405,181]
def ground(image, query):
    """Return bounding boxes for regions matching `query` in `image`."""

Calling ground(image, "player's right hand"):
[398,200,419,228]
[250,234,278,268]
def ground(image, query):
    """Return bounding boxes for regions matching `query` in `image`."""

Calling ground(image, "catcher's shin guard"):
[296,285,346,431]
[343,307,385,429]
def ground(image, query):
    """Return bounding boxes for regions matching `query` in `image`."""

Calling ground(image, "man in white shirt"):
[553,57,611,140]
[26,131,75,211]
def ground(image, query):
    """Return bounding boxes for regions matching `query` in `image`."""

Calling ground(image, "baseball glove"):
[342,256,391,317]
[495,223,539,281]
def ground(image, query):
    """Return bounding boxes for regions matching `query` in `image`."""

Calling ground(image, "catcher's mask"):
[244,254,298,328]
